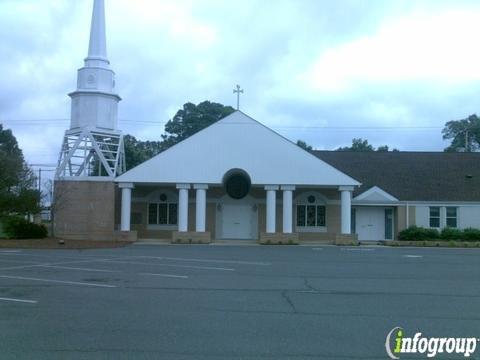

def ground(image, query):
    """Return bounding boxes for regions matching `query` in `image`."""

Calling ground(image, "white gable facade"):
[116,111,360,243]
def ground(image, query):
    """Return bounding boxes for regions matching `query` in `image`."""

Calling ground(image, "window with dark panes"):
[148,201,178,225]
[446,207,457,228]
[296,204,326,227]
[148,204,157,225]
[168,204,178,225]
[306,205,316,226]
[429,207,440,228]
[296,205,306,226]
[316,206,326,226]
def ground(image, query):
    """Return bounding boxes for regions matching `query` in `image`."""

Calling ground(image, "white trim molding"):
[354,186,398,202]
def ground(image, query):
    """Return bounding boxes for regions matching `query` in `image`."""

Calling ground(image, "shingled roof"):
[313,151,480,202]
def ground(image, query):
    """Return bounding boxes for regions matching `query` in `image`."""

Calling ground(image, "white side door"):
[355,207,385,241]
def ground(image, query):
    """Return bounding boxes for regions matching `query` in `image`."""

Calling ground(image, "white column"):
[281,185,295,233]
[194,184,208,232]
[177,184,190,232]
[119,182,134,232]
[440,206,447,229]
[339,186,354,234]
[265,185,279,233]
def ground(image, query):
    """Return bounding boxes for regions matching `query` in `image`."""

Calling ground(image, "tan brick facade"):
[53,180,117,241]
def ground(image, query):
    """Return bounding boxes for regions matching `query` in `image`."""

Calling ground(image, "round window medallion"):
[159,193,167,202]
[225,173,251,199]
[307,195,316,203]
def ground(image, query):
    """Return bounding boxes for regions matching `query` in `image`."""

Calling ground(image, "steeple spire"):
[85,0,109,68]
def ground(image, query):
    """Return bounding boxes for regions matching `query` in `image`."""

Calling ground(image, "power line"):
[0,118,444,130]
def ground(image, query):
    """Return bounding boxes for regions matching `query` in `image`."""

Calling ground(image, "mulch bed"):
[0,238,132,249]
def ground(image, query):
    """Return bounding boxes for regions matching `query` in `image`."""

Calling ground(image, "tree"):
[124,135,164,170]
[161,101,235,149]
[0,124,40,217]
[442,114,480,152]
[336,138,398,152]
[123,101,235,170]
[296,140,313,151]
[336,138,375,152]
[377,145,399,152]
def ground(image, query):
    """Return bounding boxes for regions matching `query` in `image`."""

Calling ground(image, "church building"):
[54,0,480,244]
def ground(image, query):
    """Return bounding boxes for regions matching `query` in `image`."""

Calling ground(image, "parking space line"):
[133,256,271,266]
[38,265,121,273]
[0,258,115,271]
[102,259,235,271]
[0,253,99,260]
[0,258,43,265]
[0,297,37,304]
[138,273,188,279]
[0,275,117,288]
[341,248,376,252]
[404,255,423,258]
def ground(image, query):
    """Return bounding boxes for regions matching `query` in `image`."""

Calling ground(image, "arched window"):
[147,190,178,226]
[295,192,327,228]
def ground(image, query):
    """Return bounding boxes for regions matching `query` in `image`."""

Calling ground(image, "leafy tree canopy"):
[336,138,399,152]
[442,114,480,152]
[161,101,235,148]
[124,101,235,170]
[296,140,313,151]
[0,124,40,216]
[123,135,164,171]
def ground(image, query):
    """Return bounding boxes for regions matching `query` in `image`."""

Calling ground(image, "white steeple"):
[56,0,125,179]
[69,0,120,131]
[85,0,109,68]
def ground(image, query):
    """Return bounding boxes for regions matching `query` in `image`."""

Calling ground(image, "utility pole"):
[38,168,42,193]
[38,168,42,211]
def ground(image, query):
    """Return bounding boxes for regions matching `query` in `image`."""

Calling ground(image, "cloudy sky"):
[2,0,480,173]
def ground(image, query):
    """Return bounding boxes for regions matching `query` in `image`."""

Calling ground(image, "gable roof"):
[353,186,398,203]
[314,151,480,202]
[116,111,359,187]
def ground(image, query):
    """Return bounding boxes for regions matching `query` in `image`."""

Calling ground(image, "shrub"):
[462,228,480,241]
[2,216,48,239]
[441,227,464,241]
[398,226,440,241]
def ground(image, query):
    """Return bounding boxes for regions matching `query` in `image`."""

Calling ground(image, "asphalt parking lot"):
[0,244,479,359]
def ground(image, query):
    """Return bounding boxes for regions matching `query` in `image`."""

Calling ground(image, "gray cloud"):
[1,0,480,171]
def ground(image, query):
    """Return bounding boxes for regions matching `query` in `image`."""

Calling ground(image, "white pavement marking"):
[312,248,323,251]
[138,273,188,279]
[0,275,117,288]
[38,265,121,273]
[102,259,235,272]
[0,250,21,253]
[0,258,115,271]
[404,255,423,258]
[0,297,37,304]
[0,258,42,264]
[133,256,271,266]
[341,248,376,252]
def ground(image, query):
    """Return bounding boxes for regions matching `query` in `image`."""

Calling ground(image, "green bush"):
[399,226,480,242]
[462,228,480,241]
[398,226,440,241]
[441,227,464,240]
[2,217,47,239]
